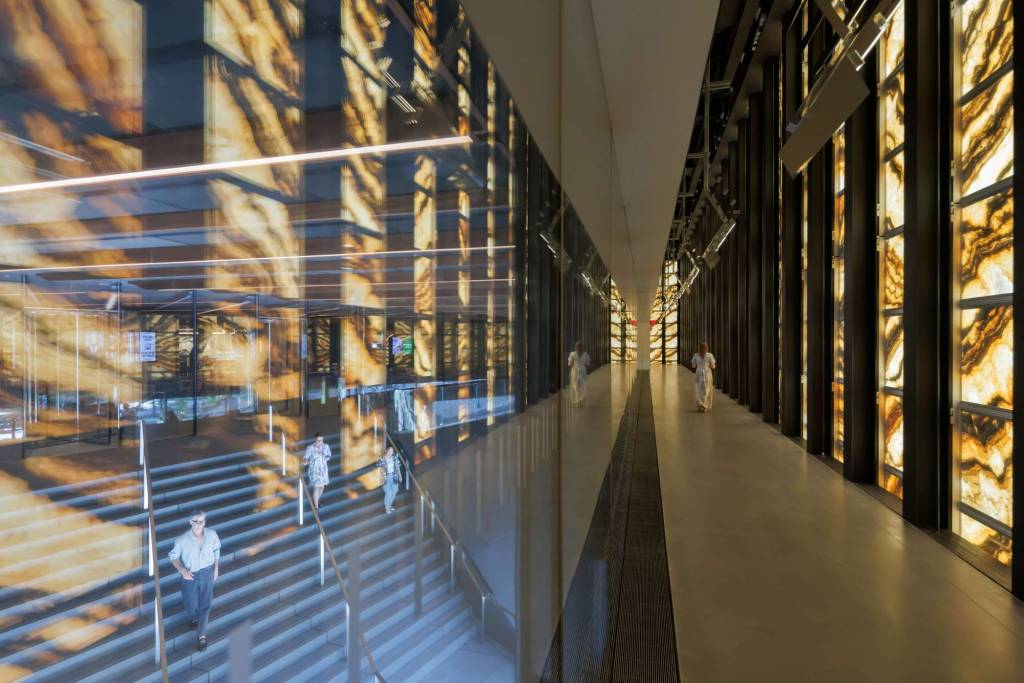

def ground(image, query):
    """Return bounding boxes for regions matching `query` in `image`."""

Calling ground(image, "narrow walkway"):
[652,366,1024,682]
[541,371,677,682]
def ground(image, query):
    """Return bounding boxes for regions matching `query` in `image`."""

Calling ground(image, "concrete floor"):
[652,366,1024,682]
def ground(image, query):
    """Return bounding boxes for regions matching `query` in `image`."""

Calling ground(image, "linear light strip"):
[0,135,473,196]
[0,245,515,275]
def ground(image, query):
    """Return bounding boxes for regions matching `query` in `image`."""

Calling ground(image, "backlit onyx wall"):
[676,0,1023,600]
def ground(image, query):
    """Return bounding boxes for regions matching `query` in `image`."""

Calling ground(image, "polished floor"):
[652,366,1024,682]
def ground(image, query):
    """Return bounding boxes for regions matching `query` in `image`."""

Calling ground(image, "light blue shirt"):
[168,528,221,572]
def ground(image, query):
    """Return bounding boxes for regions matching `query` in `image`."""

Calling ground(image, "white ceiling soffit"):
[590,0,719,317]
[460,0,716,315]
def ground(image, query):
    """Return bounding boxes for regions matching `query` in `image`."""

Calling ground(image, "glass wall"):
[0,0,611,679]
[878,2,906,498]
[951,0,1014,565]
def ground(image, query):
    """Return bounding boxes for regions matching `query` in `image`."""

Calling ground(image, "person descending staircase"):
[0,435,504,682]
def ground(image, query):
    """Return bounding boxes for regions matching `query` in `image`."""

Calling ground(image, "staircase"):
[0,439,486,682]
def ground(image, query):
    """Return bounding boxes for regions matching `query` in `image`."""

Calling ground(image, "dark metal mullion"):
[902,0,947,528]
[958,60,1013,107]
[737,124,750,406]
[883,142,906,163]
[781,18,804,436]
[959,293,1014,309]
[958,502,1014,540]
[843,47,879,484]
[762,58,782,424]
[957,401,1013,422]
[958,176,1015,209]
[747,95,765,413]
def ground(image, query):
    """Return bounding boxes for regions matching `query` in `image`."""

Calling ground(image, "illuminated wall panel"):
[952,0,1014,565]
[878,3,905,496]
[833,127,846,462]
[413,155,437,463]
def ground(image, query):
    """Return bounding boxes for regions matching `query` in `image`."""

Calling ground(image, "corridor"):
[651,366,1024,682]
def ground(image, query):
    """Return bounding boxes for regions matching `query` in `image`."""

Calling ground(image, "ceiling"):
[460,0,719,317]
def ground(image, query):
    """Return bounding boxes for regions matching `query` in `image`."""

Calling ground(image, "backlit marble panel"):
[0,0,143,133]
[960,189,1013,299]
[959,410,1013,528]
[883,152,905,232]
[883,71,905,156]
[834,130,846,192]
[960,513,1012,566]
[208,0,303,99]
[834,193,846,250]
[883,233,905,309]
[207,57,301,196]
[835,310,845,379]
[834,382,845,463]
[960,0,1013,93]
[882,3,905,76]
[883,315,904,388]
[883,393,904,479]
[960,304,1013,409]
[960,72,1013,197]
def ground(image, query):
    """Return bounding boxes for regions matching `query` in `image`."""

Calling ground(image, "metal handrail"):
[379,423,516,626]
[299,463,388,683]
[138,422,169,683]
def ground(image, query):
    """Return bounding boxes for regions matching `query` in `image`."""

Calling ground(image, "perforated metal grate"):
[541,372,678,682]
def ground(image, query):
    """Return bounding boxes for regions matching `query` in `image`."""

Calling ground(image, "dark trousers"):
[181,565,214,636]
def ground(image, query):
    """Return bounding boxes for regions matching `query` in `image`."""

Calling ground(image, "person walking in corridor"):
[168,510,221,652]
[691,342,717,412]
[567,341,591,407]
[303,432,331,509]
[377,445,402,514]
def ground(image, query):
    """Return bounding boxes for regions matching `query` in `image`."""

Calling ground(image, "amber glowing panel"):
[207,0,303,99]
[883,73,905,156]
[834,384,845,462]
[960,305,1013,409]
[960,74,1014,198]
[959,0,1013,93]
[882,3,905,76]
[0,0,142,134]
[883,233,905,309]
[960,190,1013,298]
[883,315,904,388]
[207,57,301,196]
[958,411,1013,565]
[413,156,437,462]
[882,394,904,488]
[882,153,905,232]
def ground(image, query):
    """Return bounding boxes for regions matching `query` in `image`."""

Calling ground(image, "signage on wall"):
[139,331,156,362]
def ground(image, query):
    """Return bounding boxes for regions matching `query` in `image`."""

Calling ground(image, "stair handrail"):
[299,470,388,683]
[138,421,169,683]
[379,423,516,632]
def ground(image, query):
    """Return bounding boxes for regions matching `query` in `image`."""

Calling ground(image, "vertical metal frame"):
[762,58,782,424]
[747,96,765,413]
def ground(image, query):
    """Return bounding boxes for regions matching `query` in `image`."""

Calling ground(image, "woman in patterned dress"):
[690,341,716,412]
[303,432,331,509]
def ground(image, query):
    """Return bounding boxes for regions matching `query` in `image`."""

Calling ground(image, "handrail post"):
[449,543,456,593]
[280,431,286,475]
[139,419,148,510]
[268,404,273,441]
[139,422,169,683]
[319,531,325,587]
[480,595,486,640]
[299,478,304,525]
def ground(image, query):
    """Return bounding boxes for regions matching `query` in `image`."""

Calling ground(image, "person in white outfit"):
[567,342,591,407]
[690,341,716,412]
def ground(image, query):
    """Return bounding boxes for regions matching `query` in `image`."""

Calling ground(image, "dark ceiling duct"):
[780,0,904,176]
